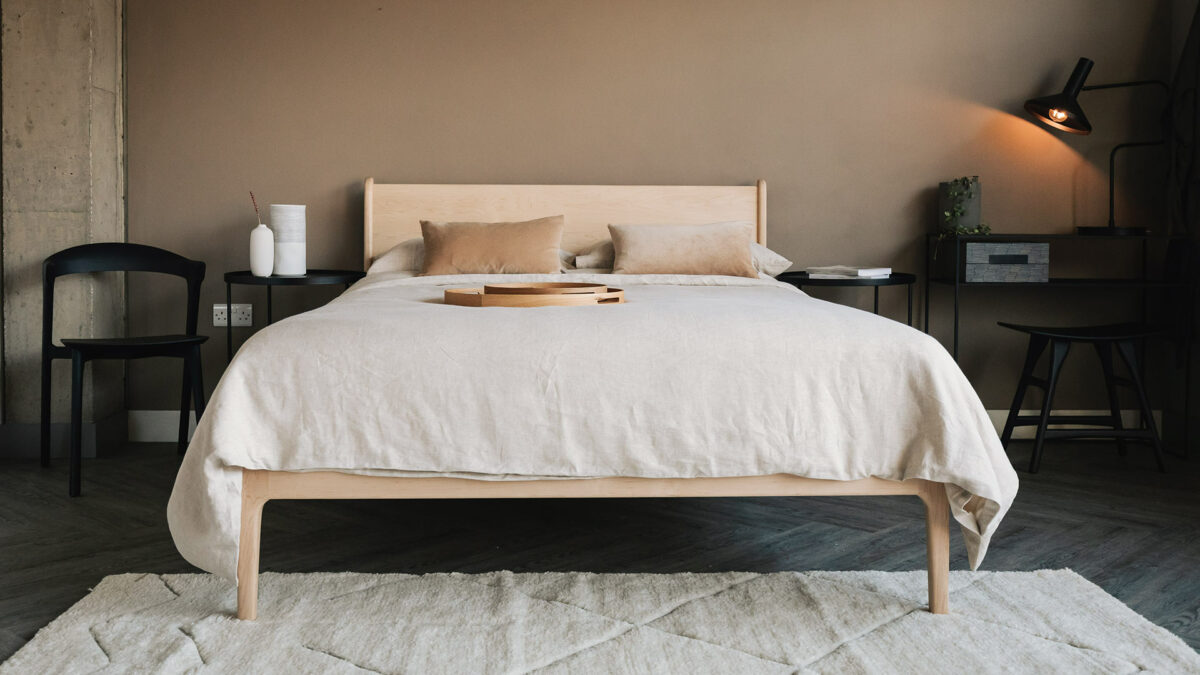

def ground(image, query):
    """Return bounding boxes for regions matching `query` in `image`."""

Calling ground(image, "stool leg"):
[1094,342,1127,457]
[1002,334,1048,448]
[1115,339,1166,473]
[69,352,84,497]
[178,357,192,455]
[1030,339,1070,474]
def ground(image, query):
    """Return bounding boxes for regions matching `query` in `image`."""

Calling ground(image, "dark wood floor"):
[1,440,1197,661]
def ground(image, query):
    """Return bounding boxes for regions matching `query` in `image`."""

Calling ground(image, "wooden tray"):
[444,282,625,307]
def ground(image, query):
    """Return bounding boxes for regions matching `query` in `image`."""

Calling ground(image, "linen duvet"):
[168,272,1018,581]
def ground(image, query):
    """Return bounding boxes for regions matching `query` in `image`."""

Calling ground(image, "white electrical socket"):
[214,303,252,327]
[231,304,252,326]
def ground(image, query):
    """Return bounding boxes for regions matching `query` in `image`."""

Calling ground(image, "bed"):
[167,179,1018,620]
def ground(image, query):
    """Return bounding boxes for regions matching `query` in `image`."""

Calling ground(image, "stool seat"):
[996,322,1165,342]
[997,322,1165,474]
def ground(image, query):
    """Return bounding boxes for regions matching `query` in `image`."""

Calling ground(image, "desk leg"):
[267,286,273,325]
[923,240,931,334]
[907,283,913,326]
[873,287,879,314]
[226,283,233,364]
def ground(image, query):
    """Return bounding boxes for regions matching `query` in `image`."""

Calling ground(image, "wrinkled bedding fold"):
[168,273,1018,581]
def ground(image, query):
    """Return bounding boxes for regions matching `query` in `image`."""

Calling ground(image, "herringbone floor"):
[1,441,1197,661]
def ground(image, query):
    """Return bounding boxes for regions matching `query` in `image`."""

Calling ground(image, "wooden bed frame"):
[234,179,951,620]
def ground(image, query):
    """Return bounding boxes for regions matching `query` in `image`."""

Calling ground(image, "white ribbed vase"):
[249,223,274,277]
[270,204,306,276]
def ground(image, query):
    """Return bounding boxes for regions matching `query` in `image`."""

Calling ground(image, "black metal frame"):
[1078,79,1171,234]
[41,243,207,496]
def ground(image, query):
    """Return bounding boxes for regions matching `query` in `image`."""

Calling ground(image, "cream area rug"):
[3,570,1197,674]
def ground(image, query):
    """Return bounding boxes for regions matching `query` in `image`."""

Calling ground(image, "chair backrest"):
[43,243,206,350]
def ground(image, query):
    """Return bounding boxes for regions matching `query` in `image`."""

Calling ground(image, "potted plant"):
[937,176,989,237]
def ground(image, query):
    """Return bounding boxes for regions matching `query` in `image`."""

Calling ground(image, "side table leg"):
[907,283,913,326]
[267,286,273,325]
[226,283,233,364]
[873,287,879,314]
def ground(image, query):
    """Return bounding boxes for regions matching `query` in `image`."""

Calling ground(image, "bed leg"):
[237,470,268,621]
[920,481,950,614]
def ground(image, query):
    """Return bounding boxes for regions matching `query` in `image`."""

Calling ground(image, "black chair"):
[41,243,208,496]
[998,322,1166,474]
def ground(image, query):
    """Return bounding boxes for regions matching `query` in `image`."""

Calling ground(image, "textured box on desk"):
[964,242,1049,283]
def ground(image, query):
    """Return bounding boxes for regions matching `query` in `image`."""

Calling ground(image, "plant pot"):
[938,178,981,232]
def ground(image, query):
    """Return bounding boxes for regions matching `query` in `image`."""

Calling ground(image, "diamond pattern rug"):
[3,570,1197,673]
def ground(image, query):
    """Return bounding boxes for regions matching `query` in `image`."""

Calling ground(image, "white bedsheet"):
[168,273,1018,581]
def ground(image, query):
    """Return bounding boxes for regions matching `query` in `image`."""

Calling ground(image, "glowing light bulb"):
[1048,108,1069,123]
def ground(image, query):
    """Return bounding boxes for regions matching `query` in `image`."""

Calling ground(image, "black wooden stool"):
[998,322,1166,474]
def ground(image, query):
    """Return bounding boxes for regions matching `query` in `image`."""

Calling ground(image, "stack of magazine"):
[806,265,891,279]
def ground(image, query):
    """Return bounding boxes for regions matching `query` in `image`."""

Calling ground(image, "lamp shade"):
[1024,57,1094,134]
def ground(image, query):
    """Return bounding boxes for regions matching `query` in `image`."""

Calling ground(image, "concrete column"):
[1,0,126,457]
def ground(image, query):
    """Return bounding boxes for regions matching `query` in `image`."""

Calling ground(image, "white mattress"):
[168,273,1018,580]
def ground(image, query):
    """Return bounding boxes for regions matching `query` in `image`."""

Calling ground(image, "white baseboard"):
[126,408,1163,444]
[128,410,197,443]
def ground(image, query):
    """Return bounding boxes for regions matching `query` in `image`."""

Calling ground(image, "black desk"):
[923,232,1190,360]
[224,269,365,362]
[777,271,917,325]
[923,232,1193,457]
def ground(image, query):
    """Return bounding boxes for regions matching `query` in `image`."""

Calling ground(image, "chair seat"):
[61,334,207,359]
[996,321,1164,342]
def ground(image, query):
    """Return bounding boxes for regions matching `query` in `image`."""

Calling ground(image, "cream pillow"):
[369,238,575,275]
[610,221,757,277]
[419,216,565,275]
[573,240,614,269]
[751,243,792,276]
[367,238,424,275]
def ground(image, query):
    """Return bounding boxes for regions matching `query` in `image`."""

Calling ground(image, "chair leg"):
[178,357,192,455]
[41,353,53,468]
[69,352,85,497]
[1115,340,1166,473]
[1094,342,1127,457]
[190,345,207,423]
[1001,334,1048,448]
[1030,339,1070,474]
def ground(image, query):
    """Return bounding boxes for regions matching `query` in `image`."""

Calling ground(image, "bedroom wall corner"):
[0,0,127,458]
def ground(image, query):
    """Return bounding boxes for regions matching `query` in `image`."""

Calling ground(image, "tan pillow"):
[609,222,758,277]
[420,216,565,275]
[575,237,791,276]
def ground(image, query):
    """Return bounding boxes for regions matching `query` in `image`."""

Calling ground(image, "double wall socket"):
[213,303,252,327]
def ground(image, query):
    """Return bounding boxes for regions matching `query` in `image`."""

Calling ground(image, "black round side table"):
[776,272,917,326]
[224,269,366,362]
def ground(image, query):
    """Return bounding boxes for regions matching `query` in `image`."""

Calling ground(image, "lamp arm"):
[1082,79,1170,93]
[1080,79,1171,229]
[1108,141,1165,228]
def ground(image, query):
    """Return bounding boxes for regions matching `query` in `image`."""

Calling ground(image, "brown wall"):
[126,0,1177,411]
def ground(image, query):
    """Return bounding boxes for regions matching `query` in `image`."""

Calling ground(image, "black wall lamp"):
[1025,57,1169,235]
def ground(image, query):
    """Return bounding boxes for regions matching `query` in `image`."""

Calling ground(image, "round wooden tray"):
[445,282,625,307]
